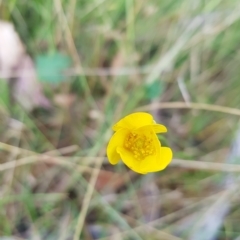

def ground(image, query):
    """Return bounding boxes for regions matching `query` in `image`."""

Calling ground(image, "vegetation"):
[1,0,240,239]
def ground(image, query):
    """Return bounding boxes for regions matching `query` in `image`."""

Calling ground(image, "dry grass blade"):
[0,142,79,156]
[0,66,152,78]
[171,159,240,173]
[0,154,107,174]
[138,102,240,116]
[73,158,103,240]
[54,0,82,68]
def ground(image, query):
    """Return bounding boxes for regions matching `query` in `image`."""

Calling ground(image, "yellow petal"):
[139,132,161,172]
[107,129,129,165]
[145,124,167,133]
[116,147,144,174]
[158,147,173,170]
[112,112,154,131]
[141,147,172,173]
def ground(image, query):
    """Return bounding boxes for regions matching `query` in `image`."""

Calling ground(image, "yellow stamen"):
[124,132,155,160]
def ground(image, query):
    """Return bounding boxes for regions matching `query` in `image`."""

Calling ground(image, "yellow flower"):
[107,112,172,174]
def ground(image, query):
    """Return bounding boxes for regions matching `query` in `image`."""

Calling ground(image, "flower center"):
[124,132,155,160]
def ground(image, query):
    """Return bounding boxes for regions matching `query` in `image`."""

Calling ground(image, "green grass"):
[1,0,240,239]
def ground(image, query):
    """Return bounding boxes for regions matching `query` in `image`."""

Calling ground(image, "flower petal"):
[116,147,144,174]
[107,129,129,165]
[141,147,172,173]
[112,112,154,131]
[145,124,167,133]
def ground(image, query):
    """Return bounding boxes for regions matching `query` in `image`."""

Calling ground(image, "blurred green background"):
[1,0,240,239]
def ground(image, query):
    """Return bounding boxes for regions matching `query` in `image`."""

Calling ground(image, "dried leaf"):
[0,21,50,111]
[0,21,25,79]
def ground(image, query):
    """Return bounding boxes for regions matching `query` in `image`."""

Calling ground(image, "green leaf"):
[145,80,165,100]
[36,52,72,83]
[0,80,10,108]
